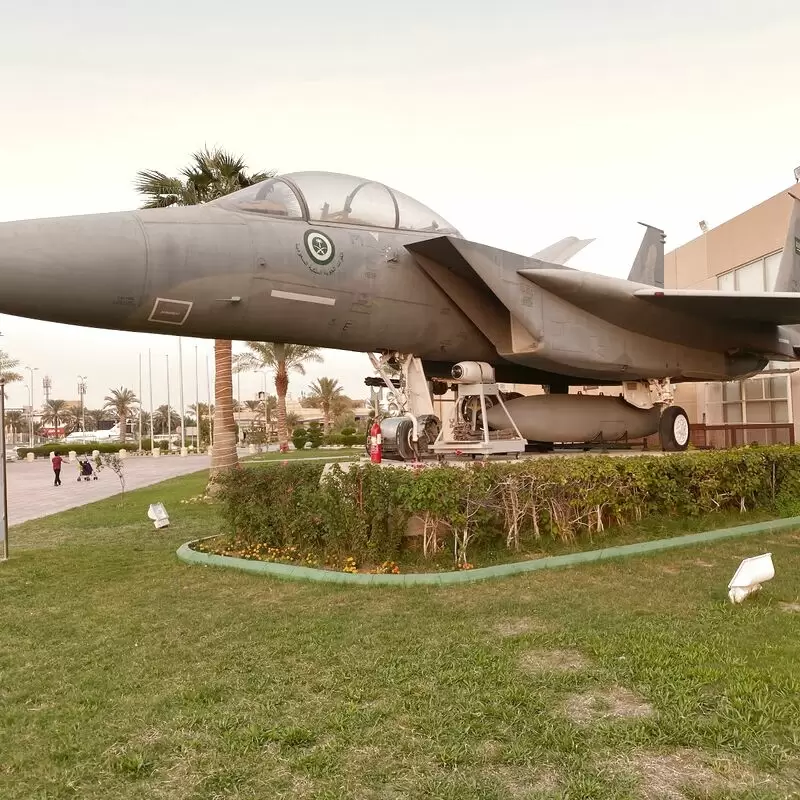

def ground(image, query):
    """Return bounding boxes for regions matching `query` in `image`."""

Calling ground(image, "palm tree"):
[103,387,138,442]
[42,400,72,437]
[135,148,273,482]
[153,404,181,436]
[0,349,22,396]
[84,408,110,432]
[3,409,24,444]
[305,377,344,433]
[237,343,323,450]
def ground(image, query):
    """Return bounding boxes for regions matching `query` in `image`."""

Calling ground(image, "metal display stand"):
[432,377,526,458]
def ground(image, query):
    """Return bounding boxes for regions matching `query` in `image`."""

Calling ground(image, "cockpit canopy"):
[214,170,460,236]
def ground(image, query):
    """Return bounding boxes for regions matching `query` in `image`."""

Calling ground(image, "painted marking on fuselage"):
[271,290,336,306]
[148,298,193,325]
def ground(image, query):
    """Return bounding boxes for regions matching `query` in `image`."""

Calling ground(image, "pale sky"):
[1,0,799,412]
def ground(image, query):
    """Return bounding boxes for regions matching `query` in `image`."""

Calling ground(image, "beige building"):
[667,186,798,442]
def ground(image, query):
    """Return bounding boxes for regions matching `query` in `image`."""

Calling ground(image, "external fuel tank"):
[485,394,661,443]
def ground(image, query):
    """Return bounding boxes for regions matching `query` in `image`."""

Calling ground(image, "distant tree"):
[304,377,345,433]
[237,343,323,450]
[3,409,24,444]
[135,148,274,485]
[153,404,181,436]
[84,408,110,431]
[103,387,138,442]
[0,349,22,396]
[42,400,72,436]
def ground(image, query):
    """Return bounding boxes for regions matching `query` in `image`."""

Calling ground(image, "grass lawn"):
[2,469,800,799]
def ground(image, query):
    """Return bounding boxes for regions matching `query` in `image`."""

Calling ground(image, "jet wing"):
[633,289,800,325]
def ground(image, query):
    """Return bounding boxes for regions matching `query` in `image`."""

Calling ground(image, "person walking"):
[52,451,63,486]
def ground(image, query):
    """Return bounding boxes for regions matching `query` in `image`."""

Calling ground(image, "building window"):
[714,373,791,426]
[717,251,781,292]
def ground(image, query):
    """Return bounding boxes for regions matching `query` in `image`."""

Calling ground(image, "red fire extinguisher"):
[369,420,382,464]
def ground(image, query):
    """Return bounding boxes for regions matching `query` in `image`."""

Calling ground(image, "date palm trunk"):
[208,339,239,488]
[275,343,289,451]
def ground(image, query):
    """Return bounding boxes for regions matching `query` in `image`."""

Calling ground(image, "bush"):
[17,441,141,458]
[291,427,308,451]
[215,446,800,567]
[322,433,364,447]
[306,422,323,449]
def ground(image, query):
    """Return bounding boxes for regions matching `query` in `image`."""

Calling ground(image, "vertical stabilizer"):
[627,222,665,288]
[531,236,594,265]
[773,194,800,293]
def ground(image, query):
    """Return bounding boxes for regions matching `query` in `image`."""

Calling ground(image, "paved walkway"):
[4,456,210,526]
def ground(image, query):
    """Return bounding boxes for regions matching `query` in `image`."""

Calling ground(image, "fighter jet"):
[1,170,799,457]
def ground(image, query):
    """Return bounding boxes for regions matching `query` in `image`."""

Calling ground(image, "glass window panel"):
[718,271,735,291]
[765,252,782,291]
[723,403,743,423]
[768,376,788,399]
[744,379,764,401]
[215,178,303,218]
[393,187,460,234]
[723,382,741,402]
[747,402,771,423]
[346,182,398,228]
[736,260,765,292]
[705,382,723,404]
[772,400,790,423]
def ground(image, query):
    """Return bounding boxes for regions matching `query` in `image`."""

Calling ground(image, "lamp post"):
[178,338,186,451]
[23,384,31,444]
[195,345,200,450]
[166,354,172,450]
[77,375,87,432]
[1,376,8,561]
[25,366,38,443]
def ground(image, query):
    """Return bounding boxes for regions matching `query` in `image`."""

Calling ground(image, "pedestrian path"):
[5,456,211,526]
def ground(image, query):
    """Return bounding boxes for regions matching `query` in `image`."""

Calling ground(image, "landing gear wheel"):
[659,406,690,452]
[395,418,416,461]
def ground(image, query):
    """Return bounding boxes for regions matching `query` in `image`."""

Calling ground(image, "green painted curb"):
[176,515,800,586]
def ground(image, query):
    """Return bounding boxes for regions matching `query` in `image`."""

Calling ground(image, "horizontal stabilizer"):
[773,193,800,293]
[531,236,594,265]
[627,222,665,288]
[634,288,800,325]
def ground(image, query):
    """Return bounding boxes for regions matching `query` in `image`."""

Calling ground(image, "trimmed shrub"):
[216,446,800,566]
[291,427,309,451]
[17,441,146,458]
[307,422,323,449]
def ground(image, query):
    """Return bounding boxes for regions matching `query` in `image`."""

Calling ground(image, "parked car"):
[4,447,19,462]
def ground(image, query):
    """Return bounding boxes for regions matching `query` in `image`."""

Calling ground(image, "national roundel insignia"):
[304,229,336,267]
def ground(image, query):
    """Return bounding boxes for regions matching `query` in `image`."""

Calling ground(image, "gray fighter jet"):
[1,171,799,456]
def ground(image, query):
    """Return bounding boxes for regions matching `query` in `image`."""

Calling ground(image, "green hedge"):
[16,440,166,458]
[216,446,800,566]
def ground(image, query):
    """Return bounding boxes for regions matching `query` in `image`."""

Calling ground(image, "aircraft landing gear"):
[659,405,690,451]
[622,378,690,452]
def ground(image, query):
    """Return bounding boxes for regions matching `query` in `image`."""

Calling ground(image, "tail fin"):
[627,222,665,288]
[531,236,594,265]
[773,194,800,293]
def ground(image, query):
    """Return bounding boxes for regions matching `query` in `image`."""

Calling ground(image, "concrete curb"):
[176,515,800,586]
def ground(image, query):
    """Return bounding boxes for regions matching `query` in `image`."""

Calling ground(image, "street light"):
[77,375,87,432]
[24,366,38,443]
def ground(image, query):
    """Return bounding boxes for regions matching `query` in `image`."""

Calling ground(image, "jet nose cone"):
[0,211,147,327]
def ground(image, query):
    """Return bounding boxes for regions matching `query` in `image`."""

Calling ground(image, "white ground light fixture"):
[148,503,170,529]
[728,553,774,604]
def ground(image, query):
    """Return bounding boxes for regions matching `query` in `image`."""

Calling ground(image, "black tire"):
[659,406,690,451]
[395,418,416,461]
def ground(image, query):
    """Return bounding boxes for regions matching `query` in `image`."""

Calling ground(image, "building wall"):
[666,184,798,439]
